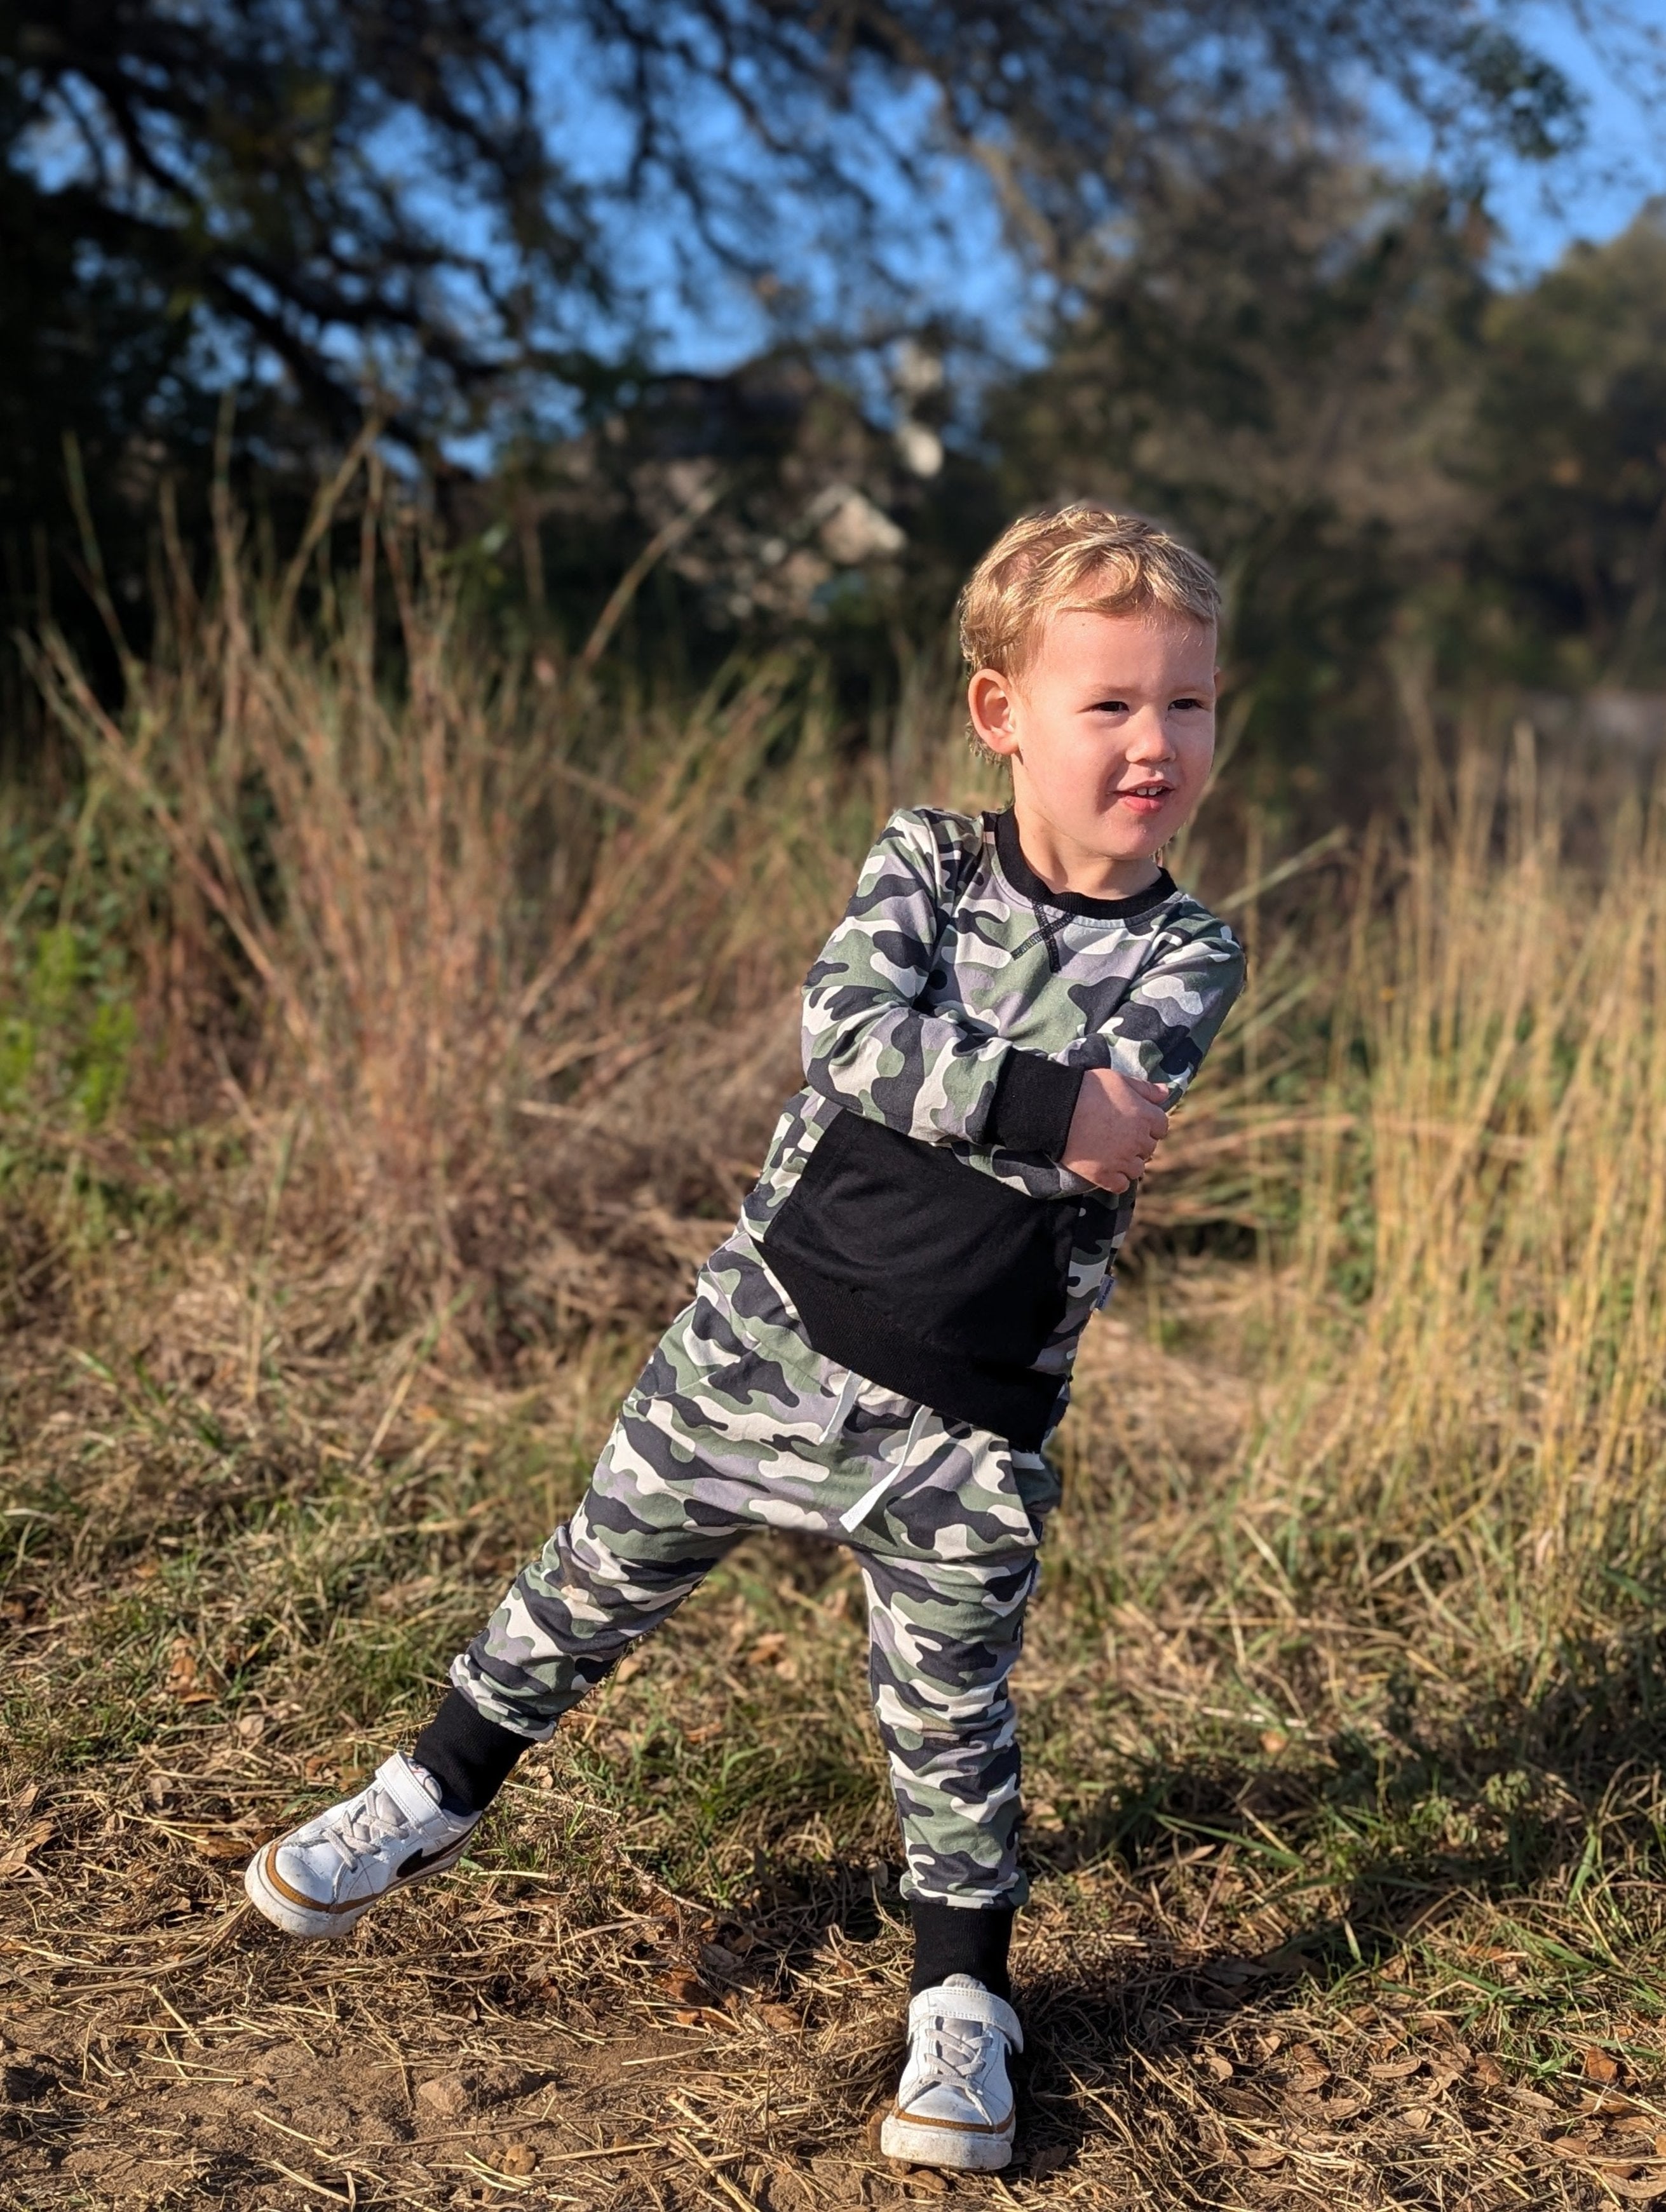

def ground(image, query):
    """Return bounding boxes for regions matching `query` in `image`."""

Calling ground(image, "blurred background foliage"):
[1,0,1664,814]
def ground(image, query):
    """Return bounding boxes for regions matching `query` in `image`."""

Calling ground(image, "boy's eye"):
[1170,696,1209,711]
[1090,698,1130,714]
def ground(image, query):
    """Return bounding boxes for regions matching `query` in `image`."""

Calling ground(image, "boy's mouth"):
[1116,781,1173,815]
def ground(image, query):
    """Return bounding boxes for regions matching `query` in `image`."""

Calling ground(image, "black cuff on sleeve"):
[987,1049,1083,1159]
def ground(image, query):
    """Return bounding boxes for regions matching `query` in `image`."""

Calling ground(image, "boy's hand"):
[1061,1069,1170,1193]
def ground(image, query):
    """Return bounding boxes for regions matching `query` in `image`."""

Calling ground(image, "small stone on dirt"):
[414,2072,470,2121]
[497,2143,537,2176]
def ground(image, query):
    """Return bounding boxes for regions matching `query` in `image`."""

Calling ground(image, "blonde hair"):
[957,506,1221,678]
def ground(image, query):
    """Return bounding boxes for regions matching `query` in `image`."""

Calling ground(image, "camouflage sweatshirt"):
[708,805,1245,1447]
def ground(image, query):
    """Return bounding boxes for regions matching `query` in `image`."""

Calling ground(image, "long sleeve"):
[802,811,1081,1148]
[1091,920,1245,1097]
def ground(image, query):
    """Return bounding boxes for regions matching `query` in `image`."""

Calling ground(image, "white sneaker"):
[243,1754,478,1939]
[880,1974,1022,2172]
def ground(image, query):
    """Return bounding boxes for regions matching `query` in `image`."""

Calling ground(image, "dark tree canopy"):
[4,0,1582,446]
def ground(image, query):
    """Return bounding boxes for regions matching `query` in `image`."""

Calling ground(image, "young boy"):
[243,507,1244,2173]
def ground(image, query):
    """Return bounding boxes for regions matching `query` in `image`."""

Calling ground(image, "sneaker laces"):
[911,2013,1005,2125]
[318,1777,428,1876]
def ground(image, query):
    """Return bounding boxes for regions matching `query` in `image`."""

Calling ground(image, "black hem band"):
[412,1687,529,1817]
[911,1898,1015,2001]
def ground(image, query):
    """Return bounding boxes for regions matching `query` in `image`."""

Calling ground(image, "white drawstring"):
[818,1366,862,1443]
[839,1401,932,1534]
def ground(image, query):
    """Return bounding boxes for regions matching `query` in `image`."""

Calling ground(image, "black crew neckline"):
[990,807,1177,920]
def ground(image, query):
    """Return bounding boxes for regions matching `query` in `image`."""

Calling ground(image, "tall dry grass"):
[1239,735,1666,1659]
[20,476,991,1343]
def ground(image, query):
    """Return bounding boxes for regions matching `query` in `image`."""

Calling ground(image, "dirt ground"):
[5,1274,1663,2210]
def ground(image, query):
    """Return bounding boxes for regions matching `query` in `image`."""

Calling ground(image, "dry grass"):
[5,520,1666,2208]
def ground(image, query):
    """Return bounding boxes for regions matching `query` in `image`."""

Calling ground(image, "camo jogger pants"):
[450,1278,1061,1908]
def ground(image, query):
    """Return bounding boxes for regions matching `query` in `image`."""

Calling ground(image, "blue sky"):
[1455,1,1666,276]
[539,1,1666,390]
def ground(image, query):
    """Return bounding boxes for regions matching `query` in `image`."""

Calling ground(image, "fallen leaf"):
[184,1825,259,1862]
[746,1633,788,1666]
[1602,2177,1666,2202]
[1546,2131,1602,2160]
[497,2144,537,2177]
[1367,2057,1425,2082]
[1027,2145,1069,2178]
[1241,2144,1286,2170]
[759,2002,799,2033]
[1317,2091,1368,2119]
[1219,2088,1277,2119]
[1259,1729,1289,1756]
[662,1969,718,2007]
[13,1784,38,1817]
[864,2109,888,2152]
[904,2170,947,2194]
[1472,2053,1505,2086]
[1198,2051,1233,2082]
[1585,2046,1621,2084]
[0,1819,53,1880]
[165,1640,200,1696]
[1578,2090,1641,2117]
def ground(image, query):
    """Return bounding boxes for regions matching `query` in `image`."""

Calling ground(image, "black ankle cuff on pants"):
[410,1687,529,1817]
[909,1899,1015,2002]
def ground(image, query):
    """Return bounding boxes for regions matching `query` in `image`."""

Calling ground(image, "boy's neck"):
[1008,790,1165,902]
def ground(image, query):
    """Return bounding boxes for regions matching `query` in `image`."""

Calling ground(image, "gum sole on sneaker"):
[880,2109,1015,2172]
[243,1833,471,1939]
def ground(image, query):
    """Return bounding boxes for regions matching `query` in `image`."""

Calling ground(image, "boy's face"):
[969,607,1218,895]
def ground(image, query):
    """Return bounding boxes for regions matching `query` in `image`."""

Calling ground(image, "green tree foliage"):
[1466,205,1666,687]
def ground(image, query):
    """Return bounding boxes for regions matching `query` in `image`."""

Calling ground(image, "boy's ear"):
[968,667,1021,757]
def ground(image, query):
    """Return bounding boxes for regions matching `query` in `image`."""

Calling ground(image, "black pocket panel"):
[762,1110,1080,1445]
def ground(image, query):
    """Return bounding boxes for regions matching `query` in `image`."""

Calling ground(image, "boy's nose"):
[1127,708,1176,759]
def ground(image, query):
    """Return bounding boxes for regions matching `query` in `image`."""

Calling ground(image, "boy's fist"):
[1061,1069,1170,1194]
